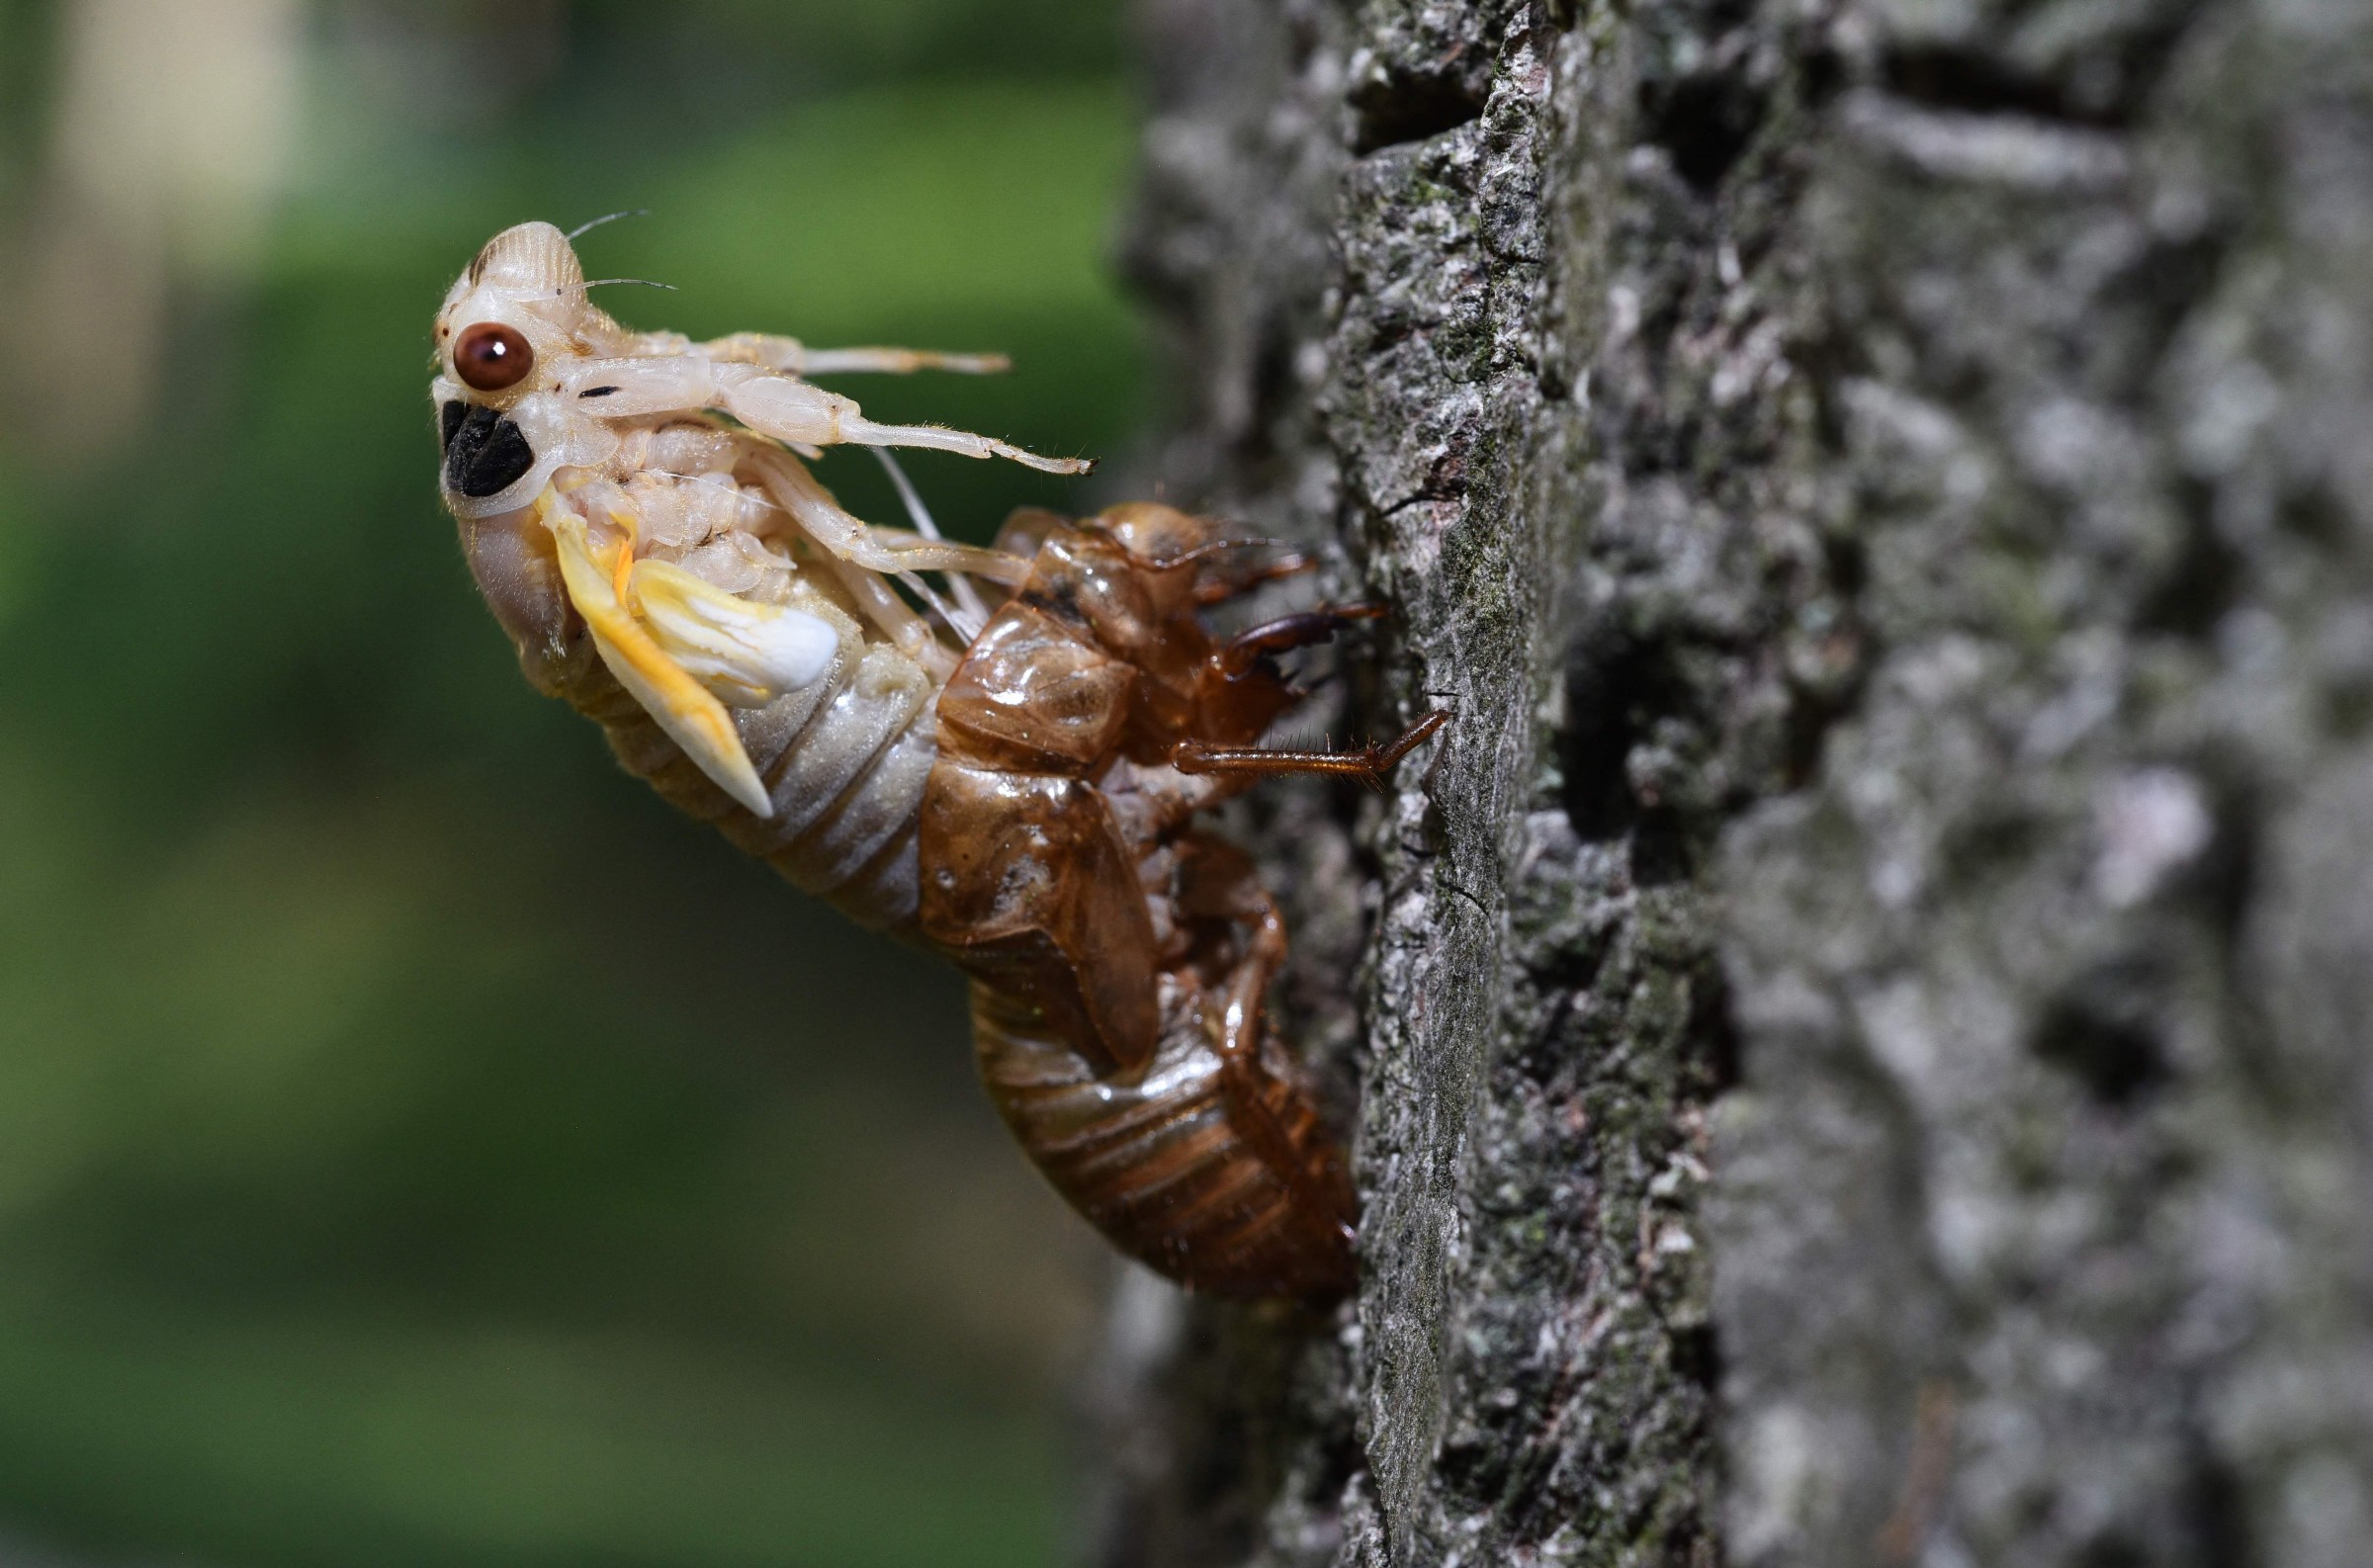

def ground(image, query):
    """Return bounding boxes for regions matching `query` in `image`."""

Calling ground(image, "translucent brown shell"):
[919,504,1444,1301]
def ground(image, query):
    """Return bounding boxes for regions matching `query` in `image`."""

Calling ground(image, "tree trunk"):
[1089,1,2373,1565]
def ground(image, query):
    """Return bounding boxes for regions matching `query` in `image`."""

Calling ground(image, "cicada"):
[432,221,1445,1301]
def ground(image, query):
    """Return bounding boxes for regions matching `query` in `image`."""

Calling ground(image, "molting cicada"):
[433,221,1445,1301]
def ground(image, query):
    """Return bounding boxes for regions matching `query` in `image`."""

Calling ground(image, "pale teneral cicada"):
[433,221,1445,1301]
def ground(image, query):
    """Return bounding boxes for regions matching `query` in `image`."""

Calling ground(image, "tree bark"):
[1091,1,2373,1566]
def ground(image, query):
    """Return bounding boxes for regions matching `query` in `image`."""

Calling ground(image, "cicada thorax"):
[919,505,1359,1302]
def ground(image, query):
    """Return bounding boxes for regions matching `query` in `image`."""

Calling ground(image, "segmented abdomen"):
[574,635,936,931]
[968,981,1355,1300]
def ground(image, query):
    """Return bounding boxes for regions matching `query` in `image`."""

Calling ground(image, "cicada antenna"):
[523,278,678,304]
[566,210,651,241]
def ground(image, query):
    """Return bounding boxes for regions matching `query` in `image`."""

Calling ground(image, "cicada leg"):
[795,346,1011,376]
[1212,605,1387,677]
[1188,545,1314,606]
[823,410,1092,475]
[1173,835,1357,1282]
[1178,602,1450,782]
[1172,710,1450,783]
[693,331,1011,378]
[748,448,1033,585]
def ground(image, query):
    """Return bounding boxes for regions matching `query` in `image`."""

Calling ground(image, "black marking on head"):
[443,402,535,498]
[439,399,465,451]
[468,243,491,286]
[578,386,619,398]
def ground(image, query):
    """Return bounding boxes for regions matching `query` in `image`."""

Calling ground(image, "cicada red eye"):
[454,321,535,392]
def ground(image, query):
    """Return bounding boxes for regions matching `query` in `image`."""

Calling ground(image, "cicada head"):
[432,220,622,519]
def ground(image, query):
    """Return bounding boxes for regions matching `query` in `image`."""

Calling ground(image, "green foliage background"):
[0,3,1141,1564]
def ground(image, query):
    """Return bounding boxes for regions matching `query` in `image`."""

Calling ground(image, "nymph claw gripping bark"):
[432,221,1445,1301]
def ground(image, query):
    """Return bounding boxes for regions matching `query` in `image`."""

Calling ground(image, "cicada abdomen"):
[965,977,1356,1301]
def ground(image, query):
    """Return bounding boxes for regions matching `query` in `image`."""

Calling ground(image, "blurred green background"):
[0,2,1144,1564]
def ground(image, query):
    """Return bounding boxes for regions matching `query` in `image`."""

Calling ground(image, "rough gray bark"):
[1091,1,2373,1566]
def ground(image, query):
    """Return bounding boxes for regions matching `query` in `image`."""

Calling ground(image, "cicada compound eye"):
[454,321,535,392]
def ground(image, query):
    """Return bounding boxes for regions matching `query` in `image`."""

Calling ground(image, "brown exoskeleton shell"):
[922,504,1447,1299]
